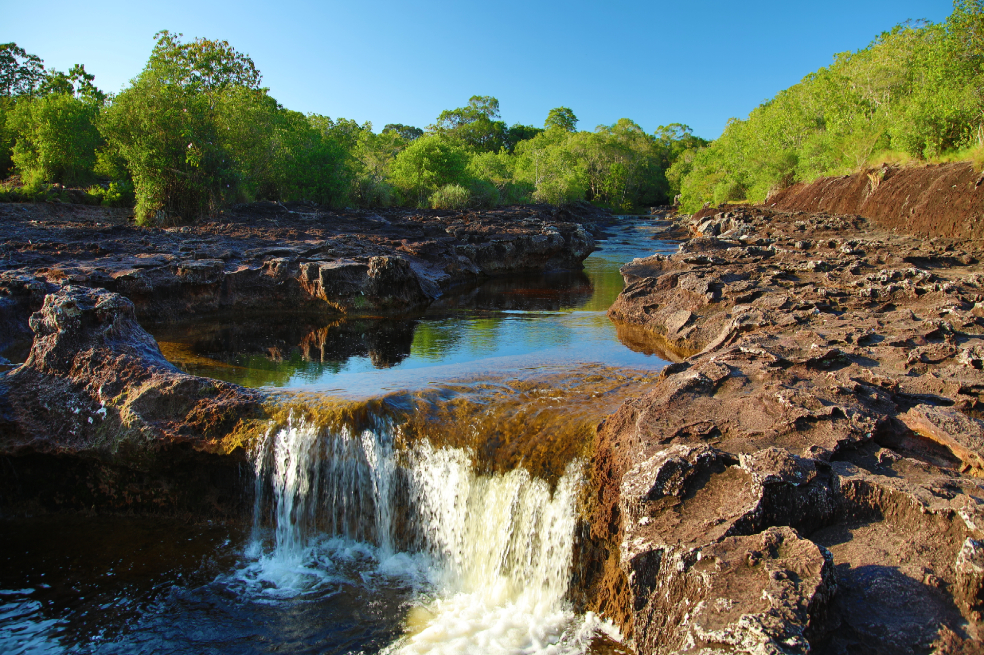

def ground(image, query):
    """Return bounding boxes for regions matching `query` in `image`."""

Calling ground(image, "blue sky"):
[2,0,954,140]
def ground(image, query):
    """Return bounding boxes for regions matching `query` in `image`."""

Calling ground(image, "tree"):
[505,123,542,151]
[38,64,105,102]
[7,64,106,187]
[99,31,266,223]
[388,135,469,206]
[0,43,45,97]
[382,123,424,141]
[513,129,587,205]
[0,43,47,176]
[544,107,578,132]
[430,95,508,152]
[142,30,261,94]
[8,91,102,187]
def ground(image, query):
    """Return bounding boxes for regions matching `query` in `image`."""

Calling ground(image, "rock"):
[3,286,263,451]
[0,287,265,515]
[900,405,984,474]
[0,202,599,334]
[631,527,835,655]
[588,204,984,652]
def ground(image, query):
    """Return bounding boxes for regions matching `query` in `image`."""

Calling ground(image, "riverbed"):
[1,216,676,655]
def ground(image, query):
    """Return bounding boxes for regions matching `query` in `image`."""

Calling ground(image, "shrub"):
[429,183,470,210]
[467,179,500,208]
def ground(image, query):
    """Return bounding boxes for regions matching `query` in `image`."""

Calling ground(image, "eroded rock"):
[590,205,984,653]
[0,286,265,516]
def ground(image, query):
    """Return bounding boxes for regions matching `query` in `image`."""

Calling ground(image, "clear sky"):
[1,0,955,140]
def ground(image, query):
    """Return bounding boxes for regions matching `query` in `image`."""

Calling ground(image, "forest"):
[0,32,704,224]
[3,1,984,223]
[672,0,984,212]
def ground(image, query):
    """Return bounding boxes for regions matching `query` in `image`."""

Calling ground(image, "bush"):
[389,135,470,207]
[429,183,470,210]
[86,180,135,207]
[713,180,746,205]
[467,179,500,208]
[355,175,395,207]
[8,93,101,187]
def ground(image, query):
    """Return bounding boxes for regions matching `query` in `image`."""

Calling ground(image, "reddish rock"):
[591,205,984,653]
[0,286,265,516]
[0,201,600,337]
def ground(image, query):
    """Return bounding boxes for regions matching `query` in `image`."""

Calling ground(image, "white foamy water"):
[245,414,623,654]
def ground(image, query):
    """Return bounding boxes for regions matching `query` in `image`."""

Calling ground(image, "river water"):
[1,217,678,655]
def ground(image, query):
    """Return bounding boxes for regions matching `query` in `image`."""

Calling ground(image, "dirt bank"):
[596,204,984,653]
[768,161,984,240]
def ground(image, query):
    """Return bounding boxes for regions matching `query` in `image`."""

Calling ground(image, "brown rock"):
[901,405,984,475]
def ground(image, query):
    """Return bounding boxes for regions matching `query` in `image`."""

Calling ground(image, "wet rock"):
[0,287,265,515]
[0,202,599,332]
[2,286,263,451]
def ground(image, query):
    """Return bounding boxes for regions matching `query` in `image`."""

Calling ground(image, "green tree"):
[7,64,106,187]
[504,123,542,152]
[8,91,103,187]
[430,95,508,152]
[513,129,587,205]
[388,135,469,206]
[382,123,423,141]
[674,2,984,212]
[544,106,578,132]
[0,43,47,177]
[99,31,265,223]
[0,43,45,97]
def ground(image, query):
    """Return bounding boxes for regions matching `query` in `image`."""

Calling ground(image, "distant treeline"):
[672,0,984,212]
[0,32,703,224]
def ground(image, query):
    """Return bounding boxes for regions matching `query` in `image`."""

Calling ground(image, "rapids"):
[0,216,676,654]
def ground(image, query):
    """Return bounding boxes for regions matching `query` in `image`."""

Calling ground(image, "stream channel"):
[1,216,678,654]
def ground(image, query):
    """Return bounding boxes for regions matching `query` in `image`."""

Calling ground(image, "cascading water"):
[0,217,673,654]
[246,411,616,654]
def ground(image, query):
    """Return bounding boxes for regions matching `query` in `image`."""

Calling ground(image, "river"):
[0,216,678,655]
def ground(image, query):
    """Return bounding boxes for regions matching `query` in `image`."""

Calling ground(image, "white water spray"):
[248,413,619,653]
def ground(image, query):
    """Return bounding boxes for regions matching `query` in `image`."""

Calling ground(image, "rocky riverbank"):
[591,204,984,653]
[0,200,604,516]
[0,201,602,364]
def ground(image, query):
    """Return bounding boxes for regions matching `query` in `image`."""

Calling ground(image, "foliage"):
[544,107,578,132]
[1,36,701,215]
[382,123,423,141]
[430,95,508,152]
[9,92,102,187]
[388,135,469,206]
[429,183,471,210]
[0,45,106,183]
[99,31,268,223]
[0,43,45,97]
[675,1,984,212]
[504,123,543,152]
[85,180,136,207]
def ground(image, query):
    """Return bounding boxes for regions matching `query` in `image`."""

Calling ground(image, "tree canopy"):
[0,37,703,218]
[671,0,984,212]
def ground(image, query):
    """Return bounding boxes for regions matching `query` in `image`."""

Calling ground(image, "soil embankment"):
[768,161,984,239]
[598,184,984,652]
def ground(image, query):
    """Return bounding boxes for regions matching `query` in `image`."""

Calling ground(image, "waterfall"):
[246,410,610,653]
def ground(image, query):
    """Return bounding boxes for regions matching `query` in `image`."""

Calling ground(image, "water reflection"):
[152,216,680,393]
